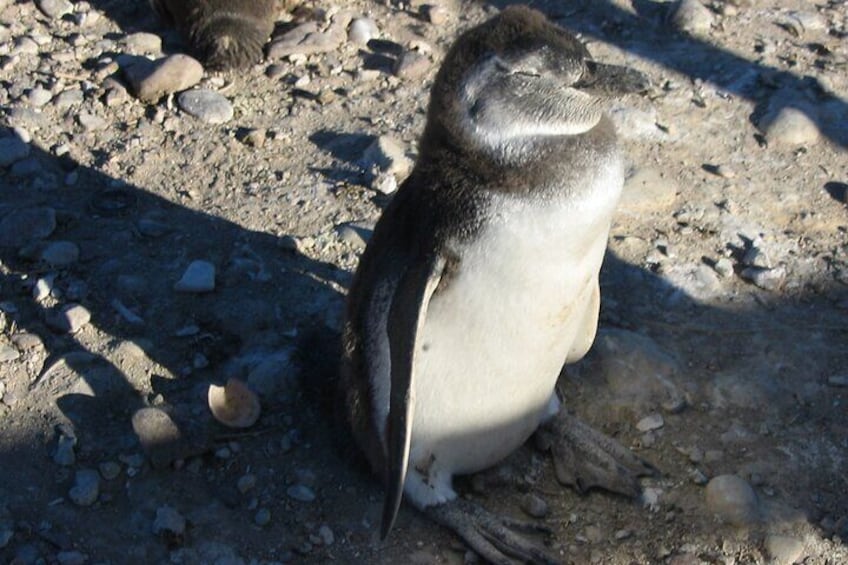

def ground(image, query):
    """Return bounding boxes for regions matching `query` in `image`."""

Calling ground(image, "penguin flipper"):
[380,253,447,539]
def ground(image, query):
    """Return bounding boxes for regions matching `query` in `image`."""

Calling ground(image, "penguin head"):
[422,6,647,161]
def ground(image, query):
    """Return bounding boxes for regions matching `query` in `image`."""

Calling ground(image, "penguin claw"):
[425,498,560,565]
[547,412,657,498]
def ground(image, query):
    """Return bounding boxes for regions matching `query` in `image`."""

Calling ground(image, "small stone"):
[620,167,678,212]
[122,32,162,54]
[394,51,431,79]
[739,266,786,291]
[99,461,121,480]
[760,106,820,145]
[131,407,185,468]
[153,505,186,536]
[254,508,271,526]
[53,89,84,108]
[359,135,412,178]
[422,4,450,25]
[286,484,316,502]
[705,474,760,526]
[372,171,398,195]
[46,304,91,334]
[670,0,714,34]
[123,55,204,104]
[69,469,100,506]
[12,333,43,350]
[77,112,107,132]
[713,257,734,278]
[0,343,20,362]
[637,413,665,432]
[318,525,334,546]
[765,534,804,565]
[237,474,256,494]
[335,223,368,249]
[0,136,30,167]
[348,18,378,45]
[741,245,771,269]
[36,0,73,19]
[614,529,632,541]
[28,86,53,107]
[174,260,216,293]
[53,435,76,466]
[239,128,266,148]
[10,157,41,177]
[520,493,549,518]
[56,550,87,565]
[40,241,80,267]
[827,375,848,387]
[178,89,234,124]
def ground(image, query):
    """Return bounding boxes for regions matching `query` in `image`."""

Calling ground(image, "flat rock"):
[394,51,431,79]
[122,32,162,55]
[177,89,234,124]
[35,0,73,19]
[358,135,412,178]
[174,260,216,292]
[267,13,350,58]
[69,469,100,506]
[620,167,678,213]
[765,534,805,565]
[40,240,80,267]
[0,343,20,362]
[705,474,760,526]
[153,505,186,536]
[760,106,820,145]
[131,407,184,469]
[0,136,30,167]
[123,55,204,104]
[46,303,91,334]
[609,105,666,141]
[670,0,714,34]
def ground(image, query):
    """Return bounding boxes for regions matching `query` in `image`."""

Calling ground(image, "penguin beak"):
[575,61,650,96]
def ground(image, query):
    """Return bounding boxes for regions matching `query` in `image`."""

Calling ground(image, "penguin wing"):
[380,252,447,539]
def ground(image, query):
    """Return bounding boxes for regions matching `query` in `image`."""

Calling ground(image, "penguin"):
[340,6,654,564]
[150,0,278,70]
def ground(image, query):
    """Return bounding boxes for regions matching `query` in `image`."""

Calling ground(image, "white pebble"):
[705,474,760,526]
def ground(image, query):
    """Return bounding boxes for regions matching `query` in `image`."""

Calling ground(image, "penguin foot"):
[546,412,657,497]
[424,498,560,565]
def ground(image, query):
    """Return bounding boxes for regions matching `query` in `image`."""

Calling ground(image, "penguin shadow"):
[0,140,349,556]
[487,0,848,148]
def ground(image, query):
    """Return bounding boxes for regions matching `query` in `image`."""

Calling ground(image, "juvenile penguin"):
[341,6,653,563]
[150,0,277,70]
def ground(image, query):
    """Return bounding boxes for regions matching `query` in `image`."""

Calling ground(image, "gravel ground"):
[1,0,847,563]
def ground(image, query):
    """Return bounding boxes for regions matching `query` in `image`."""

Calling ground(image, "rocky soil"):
[1,0,847,563]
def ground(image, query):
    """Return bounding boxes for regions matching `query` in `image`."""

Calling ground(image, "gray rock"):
[177,89,234,124]
[174,260,216,292]
[334,223,369,249]
[131,407,185,468]
[0,207,56,247]
[520,493,549,518]
[122,32,162,55]
[764,534,805,565]
[236,474,256,494]
[69,469,100,506]
[636,413,665,432]
[739,266,786,290]
[286,484,316,502]
[153,505,186,536]
[56,550,88,565]
[620,167,678,213]
[78,112,107,132]
[760,106,820,145]
[9,157,41,177]
[53,434,76,466]
[827,375,848,387]
[0,135,30,167]
[705,474,760,526]
[670,0,714,34]
[7,107,50,130]
[46,304,91,334]
[40,241,80,267]
[13,36,39,56]
[394,51,431,79]
[35,0,73,19]
[348,18,378,45]
[422,4,451,25]
[246,350,295,398]
[123,55,204,104]
[0,343,20,362]
[27,86,53,107]
[318,525,335,546]
[254,508,271,526]
[53,88,84,108]
[609,105,665,141]
[12,333,43,350]
[713,257,734,278]
[99,461,121,480]
[359,135,412,178]
[267,12,350,59]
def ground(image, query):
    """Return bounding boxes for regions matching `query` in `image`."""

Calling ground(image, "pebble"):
[286,484,316,502]
[609,106,665,141]
[764,534,804,565]
[236,474,256,494]
[99,461,121,480]
[56,550,88,565]
[254,508,271,526]
[739,266,786,291]
[178,89,234,124]
[69,469,100,506]
[152,505,186,536]
[131,407,184,468]
[359,135,412,178]
[12,332,43,350]
[10,157,41,177]
[760,106,820,145]
[174,260,216,292]
[0,207,55,247]
[46,304,91,334]
[122,32,162,54]
[35,0,73,18]
[53,435,76,466]
[40,241,80,267]
[27,86,53,107]
[422,4,450,25]
[0,135,30,167]
[0,343,19,362]
[827,375,848,387]
[318,525,334,546]
[123,54,204,104]
[372,171,399,194]
[636,413,665,432]
[704,474,760,526]
[619,167,678,213]
[348,17,378,45]
[520,493,549,518]
[670,0,714,34]
[53,88,84,108]
[394,51,431,79]
[267,15,348,58]
[713,257,734,278]
[335,223,369,249]
[78,112,107,131]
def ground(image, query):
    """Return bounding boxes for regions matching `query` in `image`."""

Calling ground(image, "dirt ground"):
[1,0,847,563]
